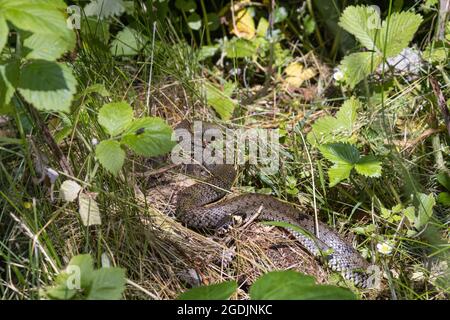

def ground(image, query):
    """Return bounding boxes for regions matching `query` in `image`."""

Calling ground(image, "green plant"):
[95,101,175,175]
[436,172,450,206]
[307,97,381,187]
[41,254,126,300]
[0,0,77,113]
[337,5,423,88]
[177,270,356,300]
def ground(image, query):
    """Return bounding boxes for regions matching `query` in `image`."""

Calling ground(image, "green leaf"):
[86,268,126,300]
[415,193,435,229]
[437,192,450,206]
[250,271,356,300]
[178,281,237,300]
[204,81,236,120]
[354,155,382,177]
[197,45,219,61]
[17,60,77,113]
[273,6,288,23]
[0,61,19,108]
[256,17,269,37]
[423,41,449,64]
[225,38,257,58]
[339,51,383,88]
[82,83,110,98]
[43,273,77,300]
[328,162,354,187]
[175,0,196,12]
[319,143,360,164]
[67,254,94,289]
[23,31,76,61]
[0,14,8,53]
[1,2,69,36]
[206,13,220,31]
[187,13,202,30]
[98,101,133,136]
[84,0,126,19]
[376,11,423,57]
[319,143,380,187]
[95,140,125,176]
[307,97,360,147]
[121,117,175,157]
[437,172,450,191]
[335,97,360,132]
[338,6,381,51]
[110,27,146,56]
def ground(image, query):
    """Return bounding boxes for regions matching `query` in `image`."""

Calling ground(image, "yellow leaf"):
[231,8,255,40]
[78,192,101,226]
[284,62,317,88]
[285,62,304,76]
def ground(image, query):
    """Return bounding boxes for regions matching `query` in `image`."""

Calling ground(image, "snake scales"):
[174,121,370,288]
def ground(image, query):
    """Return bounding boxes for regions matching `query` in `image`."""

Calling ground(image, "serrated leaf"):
[82,83,110,97]
[328,162,354,187]
[204,81,236,120]
[338,6,381,51]
[78,193,101,226]
[23,31,75,61]
[319,143,360,164]
[307,97,360,147]
[339,51,383,88]
[0,14,8,53]
[60,180,82,202]
[87,268,126,300]
[0,61,19,108]
[355,155,382,177]
[84,0,126,19]
[250,271,356,300]
[18,60,77,113]
[225,38,257,58]
[319,143,380,187]
[335,97,360,132]
[376,11,422,57]
[98,101,133,136]
[110,27,146,56]
[307,117,339,147]
[121,117,175,157]
[43,272,77,300]
[95,140,125,176]
[423,41,449,64]
[2,2,69,37]
[178,281,237,300]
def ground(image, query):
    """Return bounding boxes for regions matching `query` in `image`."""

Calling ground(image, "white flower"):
[91,138,99,146]
[333,69,344,81]
[377,241,393,255]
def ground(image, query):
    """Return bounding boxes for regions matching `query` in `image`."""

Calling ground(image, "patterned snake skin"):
[174,121,370,288]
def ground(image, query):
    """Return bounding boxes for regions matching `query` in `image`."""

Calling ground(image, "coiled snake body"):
[174,121,370,288]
